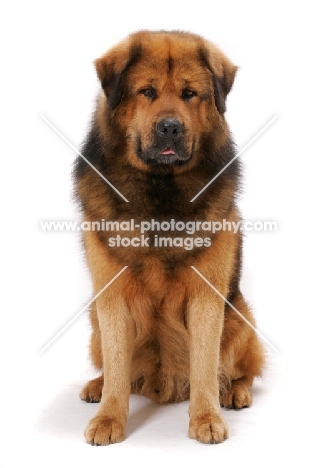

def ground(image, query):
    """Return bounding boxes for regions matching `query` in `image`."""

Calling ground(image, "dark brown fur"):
[74,30,264,445]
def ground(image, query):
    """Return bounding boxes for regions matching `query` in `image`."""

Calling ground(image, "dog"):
[74,30,265,445]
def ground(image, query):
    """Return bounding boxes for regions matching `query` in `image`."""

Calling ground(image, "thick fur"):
[74,30,264,445]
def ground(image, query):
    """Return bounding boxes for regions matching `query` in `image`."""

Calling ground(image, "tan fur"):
[75,31,265,445]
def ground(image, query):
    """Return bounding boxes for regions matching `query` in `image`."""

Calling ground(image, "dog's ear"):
[95,41,141,109]
[200,43,238,114]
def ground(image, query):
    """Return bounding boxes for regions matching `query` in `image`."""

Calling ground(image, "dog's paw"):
[80,376,103,403]
[220,385,252,409]
[84,415,125,445]
[189,412,228,444]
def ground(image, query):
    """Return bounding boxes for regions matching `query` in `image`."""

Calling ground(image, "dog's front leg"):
[84,288,135,445]
[187,287,228,444]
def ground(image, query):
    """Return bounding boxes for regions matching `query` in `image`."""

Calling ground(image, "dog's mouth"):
[158,146,180,164]
[161,147,175,156]
[137,141,193,166]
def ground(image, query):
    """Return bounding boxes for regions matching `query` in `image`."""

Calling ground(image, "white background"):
[1,1,311,466]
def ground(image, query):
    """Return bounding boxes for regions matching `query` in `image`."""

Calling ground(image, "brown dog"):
[74,30,264,445]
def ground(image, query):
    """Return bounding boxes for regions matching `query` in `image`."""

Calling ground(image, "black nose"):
[156,118,182,137]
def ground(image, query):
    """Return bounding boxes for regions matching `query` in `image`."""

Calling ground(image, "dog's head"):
[95,31,237,173]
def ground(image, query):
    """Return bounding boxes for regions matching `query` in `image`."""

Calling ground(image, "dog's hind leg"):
[219,292,265,409]
[80,302,104,403]
[80,375,103,403]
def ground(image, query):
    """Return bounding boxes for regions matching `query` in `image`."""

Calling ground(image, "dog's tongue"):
[161,147,175,155]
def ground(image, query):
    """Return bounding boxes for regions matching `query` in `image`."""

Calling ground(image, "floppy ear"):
[200,43,238,114]
[94,41,141,109]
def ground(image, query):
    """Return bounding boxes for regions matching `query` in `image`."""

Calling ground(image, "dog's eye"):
[139,88,157,99]
[182,89,197,100]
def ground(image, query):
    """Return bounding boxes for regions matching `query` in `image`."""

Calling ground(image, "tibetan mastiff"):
[74,30,264,445]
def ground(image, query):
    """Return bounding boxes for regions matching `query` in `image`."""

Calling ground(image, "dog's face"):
[95,31,237,173]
